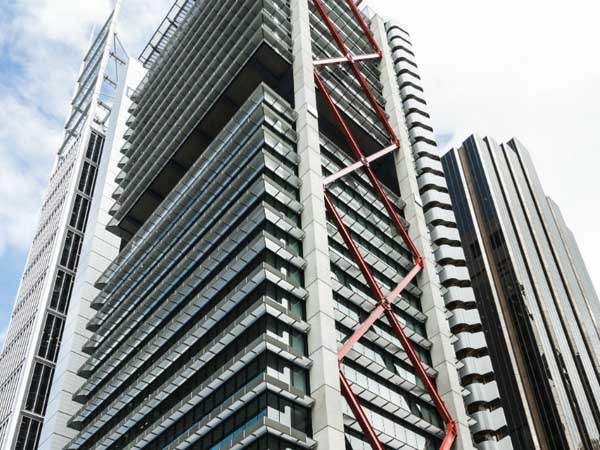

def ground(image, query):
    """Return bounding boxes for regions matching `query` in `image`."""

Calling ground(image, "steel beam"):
[310,1,457,449]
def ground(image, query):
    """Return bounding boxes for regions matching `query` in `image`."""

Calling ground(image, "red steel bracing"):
[310,1,457,449]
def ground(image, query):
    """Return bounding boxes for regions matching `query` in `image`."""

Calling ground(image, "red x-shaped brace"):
[310,1,457,449]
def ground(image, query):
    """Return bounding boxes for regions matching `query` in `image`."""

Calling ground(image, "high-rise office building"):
[60,1,512,450]
[1,1,515,450]
[0,5,144,450]
[442,135,600,450]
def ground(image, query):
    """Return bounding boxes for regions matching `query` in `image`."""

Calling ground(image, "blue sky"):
[0,0,599,345]
[0,0,173,344]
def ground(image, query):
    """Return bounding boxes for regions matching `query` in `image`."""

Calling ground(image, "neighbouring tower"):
[0,5,144,450]
[443,135,600,450]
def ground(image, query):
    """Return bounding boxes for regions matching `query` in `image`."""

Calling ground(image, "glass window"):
[70,195,91,231]
[78,162,98,196]
[16,416,42,450]
[85,132,104,163]
[38,313,65,362]
[60,230,83,270]
[25,362,54,415]
[50,270,74,313]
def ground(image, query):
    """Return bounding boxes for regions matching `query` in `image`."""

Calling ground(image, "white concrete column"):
[371,16,475,450]
[292,1,346,449]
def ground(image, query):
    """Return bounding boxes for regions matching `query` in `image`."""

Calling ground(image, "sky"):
[0,0,598,345]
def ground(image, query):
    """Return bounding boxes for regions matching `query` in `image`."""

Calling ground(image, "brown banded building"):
[442,135,600,450]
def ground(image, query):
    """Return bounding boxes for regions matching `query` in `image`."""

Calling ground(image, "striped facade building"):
[443,135,600,450]
[0,5,145,450]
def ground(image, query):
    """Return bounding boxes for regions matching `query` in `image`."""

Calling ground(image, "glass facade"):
[443,135,600,450]
[52,4,455,450]
[66,85,315,450]
[65,1,467,449]
[321,136,444,448]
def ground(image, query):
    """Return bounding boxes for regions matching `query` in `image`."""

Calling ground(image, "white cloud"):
[0,0,171,256]
[0,0,598,297]
[0,0,171,344]
[0,96,57,254]
[367,0,600,293]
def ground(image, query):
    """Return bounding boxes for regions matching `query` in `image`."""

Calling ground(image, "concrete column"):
[371,16,475,450]
[291,1,346,449]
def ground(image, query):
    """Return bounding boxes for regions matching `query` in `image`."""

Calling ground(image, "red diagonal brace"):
[314,53,380,67]
[323,144,397,185]
[338,304,386,362]
[325,193,386,302]
[340,369,385,450]
[385,309,455,426]
[343,0,381,55]
[386,264,422,304]
[315,73,422,267]
[337,264,422,362]
[309,1,457,449]
[313,0,396,144]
